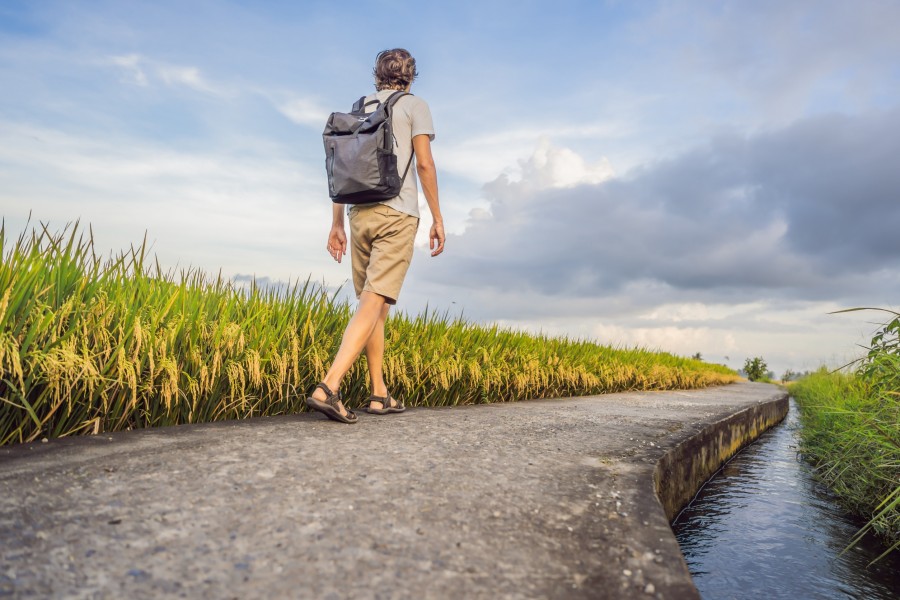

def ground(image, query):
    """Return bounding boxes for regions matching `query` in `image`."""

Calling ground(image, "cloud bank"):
[418,108,900,308]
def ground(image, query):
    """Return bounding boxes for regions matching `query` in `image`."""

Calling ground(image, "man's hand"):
[430,220,445,257]
[413,134,444,258]
[327,225,347,263]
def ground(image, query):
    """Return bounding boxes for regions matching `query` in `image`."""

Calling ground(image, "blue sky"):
[2,0,900,376]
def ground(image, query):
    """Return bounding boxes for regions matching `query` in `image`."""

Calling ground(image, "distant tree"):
[691,352,703,361]
[782,368,797,382]
[743,357,768,382]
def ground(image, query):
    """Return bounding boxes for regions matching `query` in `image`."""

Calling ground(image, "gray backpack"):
[323,91,412,204]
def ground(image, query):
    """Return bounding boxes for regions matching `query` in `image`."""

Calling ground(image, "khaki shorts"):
[349,203,419,305]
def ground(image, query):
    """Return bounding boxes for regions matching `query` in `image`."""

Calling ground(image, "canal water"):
[672,399,900,600]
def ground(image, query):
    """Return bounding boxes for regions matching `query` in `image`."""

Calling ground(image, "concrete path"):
[0,382,786,599]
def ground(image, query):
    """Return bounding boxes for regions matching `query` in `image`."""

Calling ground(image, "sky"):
[2,0,899,377]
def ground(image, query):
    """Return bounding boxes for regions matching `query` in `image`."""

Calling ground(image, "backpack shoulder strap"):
[352,92,408,115]
[384,91,410,113]
[384,91,414,180]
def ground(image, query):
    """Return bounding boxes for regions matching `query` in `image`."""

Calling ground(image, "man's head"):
[373,48,418,91]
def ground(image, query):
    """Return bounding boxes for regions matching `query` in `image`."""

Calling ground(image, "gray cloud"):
[642,0,900,121]
[410,107,900,309]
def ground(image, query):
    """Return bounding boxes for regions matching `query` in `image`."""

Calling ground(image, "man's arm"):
[413,134,444,257]
[327,203,347,263]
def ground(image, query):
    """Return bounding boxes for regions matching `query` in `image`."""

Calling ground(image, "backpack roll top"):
[323,91,411,204]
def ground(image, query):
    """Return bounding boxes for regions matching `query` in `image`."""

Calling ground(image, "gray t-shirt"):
[363,89,435,218]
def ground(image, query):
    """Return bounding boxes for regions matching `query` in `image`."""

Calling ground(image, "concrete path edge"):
[0,383,792,599]
[651,389,789,596]
[655,391,790,522]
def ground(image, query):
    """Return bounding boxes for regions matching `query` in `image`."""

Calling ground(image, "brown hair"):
[373,48,418,91]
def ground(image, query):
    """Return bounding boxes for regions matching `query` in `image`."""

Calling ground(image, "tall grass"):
[0,222,738,445]
[791,308,900,562]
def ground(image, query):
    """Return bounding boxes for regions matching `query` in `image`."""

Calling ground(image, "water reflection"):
[672,399,900,600]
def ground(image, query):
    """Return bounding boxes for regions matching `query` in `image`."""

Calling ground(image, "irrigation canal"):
[672,398,900,599]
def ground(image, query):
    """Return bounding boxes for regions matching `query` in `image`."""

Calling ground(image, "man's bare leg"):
[310,291,387,416]
[365,303,391,409]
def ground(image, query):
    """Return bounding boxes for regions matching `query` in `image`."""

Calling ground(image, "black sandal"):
[366,393,406,415]
[306,383,358,424]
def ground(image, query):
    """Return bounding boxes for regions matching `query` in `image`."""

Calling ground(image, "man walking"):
[306,48,444,423]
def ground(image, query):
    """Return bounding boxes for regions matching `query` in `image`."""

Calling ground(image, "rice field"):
[0,222,739,446]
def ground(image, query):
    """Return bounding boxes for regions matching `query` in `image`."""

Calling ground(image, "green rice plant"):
[792,311,900,563]
[0,221,739,445]
[834,307,900,395]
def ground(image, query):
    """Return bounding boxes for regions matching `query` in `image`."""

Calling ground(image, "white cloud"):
[638,302,767,324]
[426,138,618,239]
[156,64,219,94]
[109,54,148,86]
[277,97,331,128]
[0,121,335,282]
[519,138,615,188]
[590,322,737,356]
[635,0,900,125]
[435,122,628,185]
[108,54,225,95]
[587,306,874,375]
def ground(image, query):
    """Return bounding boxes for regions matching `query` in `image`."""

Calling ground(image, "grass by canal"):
[791,308,900,562]
[0,222,738,445]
